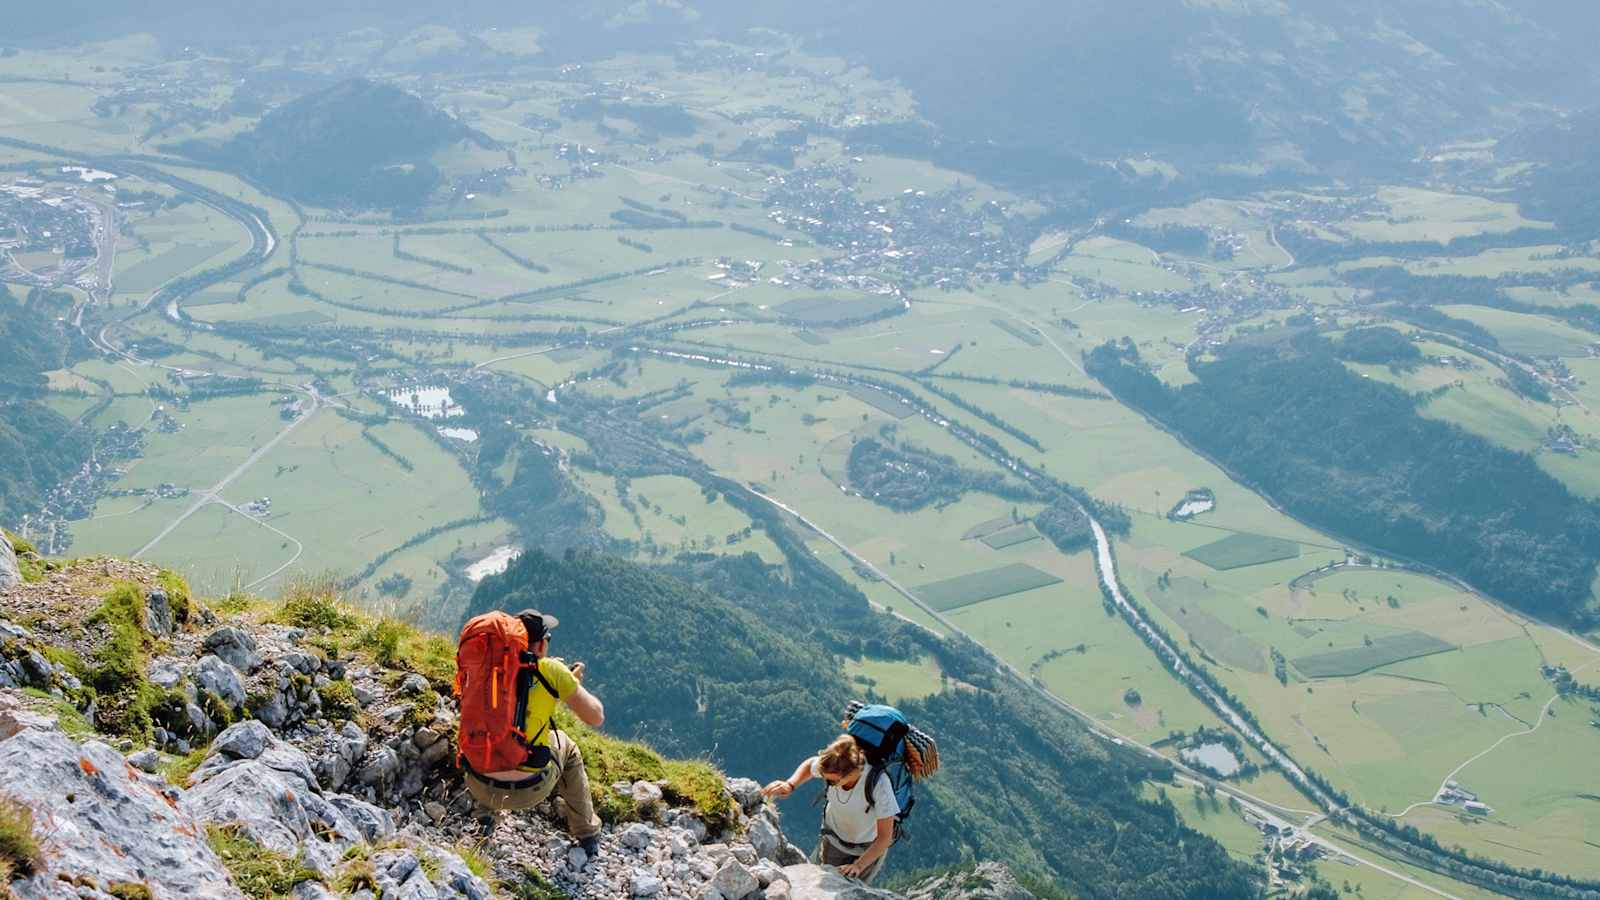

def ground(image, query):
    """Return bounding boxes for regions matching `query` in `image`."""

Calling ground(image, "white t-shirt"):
[812,759,900,844]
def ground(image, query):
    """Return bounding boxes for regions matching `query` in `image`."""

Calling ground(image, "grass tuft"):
[4,530,37,556]
[85,582,162,739]
[316,680,359,722]
[555,710,734,829]
[354,616,455,687]
[0,796,42,879]
[160,744,211,787]
[156,569,196,627]
[206,824,321,899]
[275,577,355,632]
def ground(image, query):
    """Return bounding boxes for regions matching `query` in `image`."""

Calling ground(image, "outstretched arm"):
[563,662,605,726]
[761,755,819,800]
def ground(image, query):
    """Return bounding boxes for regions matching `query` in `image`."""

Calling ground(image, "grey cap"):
[516,608,559,639]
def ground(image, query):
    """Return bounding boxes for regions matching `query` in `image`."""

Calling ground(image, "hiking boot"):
[578,834,600,858]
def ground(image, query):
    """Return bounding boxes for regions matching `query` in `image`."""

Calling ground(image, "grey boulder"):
[213,720,272,760]
[203,626,262,673]
[0,728,240,899]
[782,865,904,900]
[0,531,20,591]
[146,588,175,637]
[903,862,1038,900]
[196,654,247,710]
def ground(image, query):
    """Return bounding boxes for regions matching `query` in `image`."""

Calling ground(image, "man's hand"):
[571,661,586,682]
[760,780,793,800]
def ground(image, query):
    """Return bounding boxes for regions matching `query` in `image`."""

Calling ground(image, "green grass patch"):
[990,317,1044,346]
[206,824,321,899]
[914,563,1063,612]
[774,295,900,324]
[980,524,1040,549]
[1291,631,1457,678]
[961,516,1016,541]
[1182,533,1300,570]
[843,656,946,704]
[85,581,162,739]
[0,795,42,880]
[554,709,734,830]
[114,241,234,292]
[160,744,211,787]
[242,311,334,328]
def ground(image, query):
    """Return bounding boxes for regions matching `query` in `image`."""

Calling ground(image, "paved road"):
[133,389,321,561]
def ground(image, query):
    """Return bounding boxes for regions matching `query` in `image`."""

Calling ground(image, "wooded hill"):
[0,288,91,526]
[185,78,494,209]
[1086,336,1600,626]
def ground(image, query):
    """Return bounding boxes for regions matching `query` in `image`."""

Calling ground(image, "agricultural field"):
[914,563,1063,612]
[1183,533,1302,571]
[11,25,1600,892]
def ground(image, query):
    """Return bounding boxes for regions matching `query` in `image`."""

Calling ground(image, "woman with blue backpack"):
[760,703,939,883]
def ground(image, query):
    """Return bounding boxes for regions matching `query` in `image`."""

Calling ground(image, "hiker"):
[762,734,899,881]
[762,703,939,883]
[455,608,606,856]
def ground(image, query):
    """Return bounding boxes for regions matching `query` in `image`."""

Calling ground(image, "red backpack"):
[454,611,558,773]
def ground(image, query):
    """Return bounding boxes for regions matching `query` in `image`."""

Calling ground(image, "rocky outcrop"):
[903,863,1037,900]
[0,557,1038,900]
[781,865,903,900]
[0,727,239,899]
[0,531,19,591]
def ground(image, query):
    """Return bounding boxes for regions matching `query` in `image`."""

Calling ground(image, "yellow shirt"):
[522,656,578,756]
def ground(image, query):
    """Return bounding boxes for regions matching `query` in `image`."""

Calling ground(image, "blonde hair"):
[817,735,865,779]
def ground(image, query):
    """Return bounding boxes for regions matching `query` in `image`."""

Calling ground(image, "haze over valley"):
[5,3,1600,897]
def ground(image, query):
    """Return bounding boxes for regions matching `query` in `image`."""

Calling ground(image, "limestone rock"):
[0,531,20,591]
[146,588,175,638]
[127,748,162,773]
[620,822,656,849]
[196,653,247,710]
[711,859,761,900]
[204,626,262,673]
[0,728,240,899]
[213,720,272,760]
[782,865,904,900]
[0,691,58,741]
[725,777,763,813]
[903,862,1037,900]
[747,813,783,861]
[632,778,664,810]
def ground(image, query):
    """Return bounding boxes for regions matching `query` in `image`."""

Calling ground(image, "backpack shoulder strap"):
[523,653,562,699]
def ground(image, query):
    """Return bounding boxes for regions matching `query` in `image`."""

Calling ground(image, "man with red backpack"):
[455,608,606,856]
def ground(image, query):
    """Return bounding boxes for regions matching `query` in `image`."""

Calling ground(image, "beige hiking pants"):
[464,729,600,839]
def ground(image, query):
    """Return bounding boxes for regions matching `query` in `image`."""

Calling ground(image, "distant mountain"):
[1501,107,1600,238]
[192,78,494,209]
[22,2,1600,189]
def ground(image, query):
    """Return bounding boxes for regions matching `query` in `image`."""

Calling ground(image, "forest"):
[183,78,493,208]
[0,289,92,524]
[462,549,1260,899]
[1086,337,1600,625]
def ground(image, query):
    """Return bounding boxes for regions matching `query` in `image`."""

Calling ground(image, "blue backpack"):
[843,702,940,834]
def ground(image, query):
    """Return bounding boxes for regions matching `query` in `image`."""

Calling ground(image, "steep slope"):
[3,558,1044,900]
[1501,106,1600,237]
[465,551,1261,898]
[0,288,92,526]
